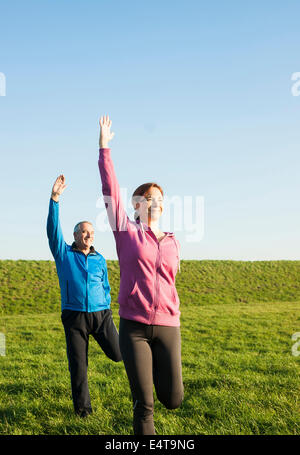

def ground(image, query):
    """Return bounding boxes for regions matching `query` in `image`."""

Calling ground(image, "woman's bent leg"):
[152,325,184,410]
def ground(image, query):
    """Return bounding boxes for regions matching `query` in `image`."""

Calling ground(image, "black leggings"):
[119,317,184,435]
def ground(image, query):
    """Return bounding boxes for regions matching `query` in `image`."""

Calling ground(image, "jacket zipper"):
[86,254,89,312]
[151,242,161,323]
[66,280,69,303]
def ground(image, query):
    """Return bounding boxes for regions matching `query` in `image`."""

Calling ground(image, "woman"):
[98,115,184,435]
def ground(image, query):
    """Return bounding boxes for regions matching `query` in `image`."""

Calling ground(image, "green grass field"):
[0,260,299,435]
[1,260,300,314]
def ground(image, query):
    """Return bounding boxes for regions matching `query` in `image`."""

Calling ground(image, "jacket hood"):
[136,219,180,272]
[71,242,97,255]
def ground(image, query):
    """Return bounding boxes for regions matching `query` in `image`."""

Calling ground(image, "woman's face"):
[135,187,164,222]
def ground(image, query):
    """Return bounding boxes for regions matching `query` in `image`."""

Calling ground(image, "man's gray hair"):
[73,221,93,234]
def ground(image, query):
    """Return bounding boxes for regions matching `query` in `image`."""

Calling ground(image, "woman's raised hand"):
[99,115,115,148]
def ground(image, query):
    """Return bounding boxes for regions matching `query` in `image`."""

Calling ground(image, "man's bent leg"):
[92,309,122,362]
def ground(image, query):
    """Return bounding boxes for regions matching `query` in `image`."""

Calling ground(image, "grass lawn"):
[0,301,299,435]
[1,260,300,314]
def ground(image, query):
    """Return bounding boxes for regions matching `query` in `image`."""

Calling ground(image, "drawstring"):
[136,219,179,274]
[138,219,148,245]
[172,237,181,273]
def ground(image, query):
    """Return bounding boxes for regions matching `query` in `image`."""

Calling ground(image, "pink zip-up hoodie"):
[98,148,181,327]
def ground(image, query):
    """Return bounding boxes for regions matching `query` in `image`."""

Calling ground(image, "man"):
[47,174,122,418]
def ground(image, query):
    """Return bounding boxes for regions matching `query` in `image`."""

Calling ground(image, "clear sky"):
[0,0,299,261]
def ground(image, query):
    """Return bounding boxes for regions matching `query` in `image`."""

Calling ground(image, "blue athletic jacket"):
[46,198,111,312]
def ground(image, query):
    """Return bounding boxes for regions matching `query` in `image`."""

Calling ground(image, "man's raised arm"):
[46,174,67,260]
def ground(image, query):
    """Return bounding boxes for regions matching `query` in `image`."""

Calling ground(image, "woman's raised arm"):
[98,115,128,233]
[99,115,115,148]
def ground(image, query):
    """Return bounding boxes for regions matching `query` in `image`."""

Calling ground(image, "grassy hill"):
[1,301,300,435]
[1,261,300,435]
[0,260,300,315]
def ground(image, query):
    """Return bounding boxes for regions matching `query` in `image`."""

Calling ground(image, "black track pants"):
[61,309,122,414]
[119,317,184,435]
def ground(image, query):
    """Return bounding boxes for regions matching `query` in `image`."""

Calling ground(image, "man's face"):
[74,222,94,250]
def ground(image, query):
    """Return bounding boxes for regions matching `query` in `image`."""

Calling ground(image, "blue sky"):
[0,0,299,260]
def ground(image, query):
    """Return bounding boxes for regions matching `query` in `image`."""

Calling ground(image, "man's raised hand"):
[51,174,67,202]
[99,115,115,148]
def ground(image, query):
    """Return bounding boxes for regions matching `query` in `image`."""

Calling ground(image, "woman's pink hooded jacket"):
[98,148,181,327]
